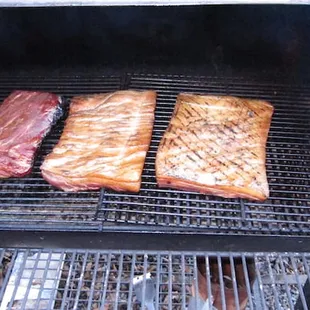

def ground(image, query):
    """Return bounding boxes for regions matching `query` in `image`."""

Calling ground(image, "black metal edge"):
[0,68,310,85]
[0,223,307,236]
[98,222,307,236]
[0,231,309,252]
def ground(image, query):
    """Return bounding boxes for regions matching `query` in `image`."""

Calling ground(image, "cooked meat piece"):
[41,90,156,192]
[156,94,274,201]
[0,90,62,178]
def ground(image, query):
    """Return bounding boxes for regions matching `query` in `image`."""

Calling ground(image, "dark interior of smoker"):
[2,5,310,75]
[0,5,309,252]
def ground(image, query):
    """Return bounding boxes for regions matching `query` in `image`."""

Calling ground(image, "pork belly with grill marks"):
[156,94,274,201]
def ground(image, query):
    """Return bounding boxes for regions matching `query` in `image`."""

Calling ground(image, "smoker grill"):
[0,3,310,309]
[0,74,309,243]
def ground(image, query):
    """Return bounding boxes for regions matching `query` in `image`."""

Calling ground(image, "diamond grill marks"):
[156,94,273,200]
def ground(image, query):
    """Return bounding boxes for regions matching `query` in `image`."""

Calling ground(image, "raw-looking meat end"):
[0,90,63,178]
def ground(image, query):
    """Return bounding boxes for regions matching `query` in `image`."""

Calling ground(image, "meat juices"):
[156,94,274,201]
[41,90,157,192]
[0,90,62,178]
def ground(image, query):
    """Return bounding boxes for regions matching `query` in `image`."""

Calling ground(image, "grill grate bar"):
[192,255,200,310]
[217,256,227,310]
[241,254,254,310]
[114,253,124,310]
[266,254,281,309]
[180,254,187,310]
[100,253,112,309]
[73,251,89,310]
[86,252,100,310]
[126,253,136,310]
[278,254,295,310]
[59,250,76,310]
[290,253,308,310]
[253,255,268,310]
[229,255,241,310]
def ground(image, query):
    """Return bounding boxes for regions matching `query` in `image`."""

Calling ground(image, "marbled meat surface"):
[41,90,156,192]
[0,90,61,178]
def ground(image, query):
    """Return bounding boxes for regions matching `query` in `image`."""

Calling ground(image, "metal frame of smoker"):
[0,4,310,308]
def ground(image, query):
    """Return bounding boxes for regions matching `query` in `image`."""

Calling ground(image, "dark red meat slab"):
[0,90,62,178]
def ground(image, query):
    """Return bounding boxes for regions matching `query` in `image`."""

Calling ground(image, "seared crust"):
[41,90,156,192]
[156,94,274,201]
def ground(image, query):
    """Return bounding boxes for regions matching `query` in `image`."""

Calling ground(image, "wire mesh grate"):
[97,74,310,235]
[0,73,309,235]
[0,248,309,309]
[0,75,122,231]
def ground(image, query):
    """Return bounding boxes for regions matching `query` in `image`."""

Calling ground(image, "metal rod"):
[113,253,124,310]
[126,253,136,309]
[86,252,101,310]
[217,255,227,310]
[241,254,254,310]
[99,253,112,310]
[229,254,240,310]
[253,254,267,310]
[60,250,77,310]
[278,254,295,310]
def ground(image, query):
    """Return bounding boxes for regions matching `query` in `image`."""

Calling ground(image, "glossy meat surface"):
[156,94,274,201]
[0,90,61,178]
[41,90,156,192]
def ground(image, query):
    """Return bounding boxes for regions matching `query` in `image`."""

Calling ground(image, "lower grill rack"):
[0,248,309,310]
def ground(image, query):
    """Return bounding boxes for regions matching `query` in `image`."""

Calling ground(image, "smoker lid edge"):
[0,0,309,7]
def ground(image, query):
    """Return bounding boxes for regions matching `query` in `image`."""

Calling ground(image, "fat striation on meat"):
[156,94,274,201]
[41,90,157,192]
[0,90,62,178]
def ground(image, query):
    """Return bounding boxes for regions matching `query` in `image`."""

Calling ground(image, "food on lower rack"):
[41,90,157,192]
[156,94,274,201]
[0,90,63,178]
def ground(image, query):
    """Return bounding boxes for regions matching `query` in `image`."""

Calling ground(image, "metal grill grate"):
[0,248,309,309]
[0,73,309,235]
[0,75,122,231]
[97,74,310,235]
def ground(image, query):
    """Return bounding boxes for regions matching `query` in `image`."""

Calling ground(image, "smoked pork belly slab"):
[156,94,274,201]
[0,90,62,178]
[41,90,157,192]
